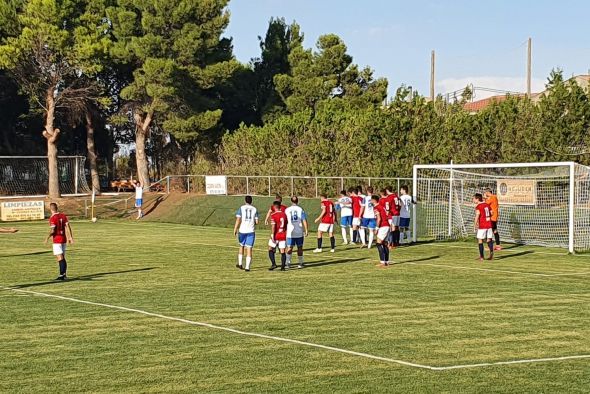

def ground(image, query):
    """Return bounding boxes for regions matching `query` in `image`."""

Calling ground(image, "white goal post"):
[412,162,590,253]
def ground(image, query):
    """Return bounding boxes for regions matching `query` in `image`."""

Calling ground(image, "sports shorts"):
[238,232,256,248]
[377,226,390,241]
[287,237,304,248]
[318,223,334,233]
[340,216,353,227]
[361,218,377,230]
[52,243,66,256]
[477,228,493,240]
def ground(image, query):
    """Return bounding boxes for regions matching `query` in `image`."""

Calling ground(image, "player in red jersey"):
[268,201,288,270]
[372,195,391,267]
[350,187,363,244]
[473,193,494,261]
[313,193,336,253]
[385,186,401,248]
[264,194,287,225]
[44,203,74,280]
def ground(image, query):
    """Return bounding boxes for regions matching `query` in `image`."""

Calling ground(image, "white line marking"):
[3,287,431,370]
[3,287,589,371]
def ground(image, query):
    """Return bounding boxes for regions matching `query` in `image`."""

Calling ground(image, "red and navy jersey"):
[271,211,288,241]
[375,205,389,228]
[320,200,335,224]
[269,204,287,213]
[379,196,392,219]
[476,202,492,229]
[351,196,362,218]
[49,213,68,244]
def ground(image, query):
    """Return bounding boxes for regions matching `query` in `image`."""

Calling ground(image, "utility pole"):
[526,37,532,97]
[430,50,435,101]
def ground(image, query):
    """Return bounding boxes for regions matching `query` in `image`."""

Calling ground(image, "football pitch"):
[1,220,590,393]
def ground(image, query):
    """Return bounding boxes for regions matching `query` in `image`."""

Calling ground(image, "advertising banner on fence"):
[497,179,536,205]
[1,201,45,221]
[205,176,227,195]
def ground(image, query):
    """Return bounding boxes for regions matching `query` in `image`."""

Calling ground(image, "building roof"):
[463,95,513,112]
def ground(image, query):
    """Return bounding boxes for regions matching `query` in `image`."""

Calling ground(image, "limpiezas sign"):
[1,201,45,221]
[497,180,536,205]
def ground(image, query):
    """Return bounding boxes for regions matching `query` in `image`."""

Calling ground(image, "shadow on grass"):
[0,250,52,258]
[8,267,157,289]
[495,250,535,260]
[300,257,367,269]
[397,255,440,265]
[144,195,165,217]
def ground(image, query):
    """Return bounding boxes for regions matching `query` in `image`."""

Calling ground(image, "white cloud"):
[436,76,546,100]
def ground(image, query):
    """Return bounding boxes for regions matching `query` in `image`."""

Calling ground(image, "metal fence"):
[153,175,413,198]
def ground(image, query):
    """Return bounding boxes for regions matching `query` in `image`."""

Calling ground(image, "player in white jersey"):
[336,190,353,244]
[233,195,259,271]
[285,196,309,269]
[133,180,144,219]
[399,185,415,244]
[359,186,377,249]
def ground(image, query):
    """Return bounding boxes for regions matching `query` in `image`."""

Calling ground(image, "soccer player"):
[399,185,415,244]
[385,186,401,248]
[264,194,287,225]
[285,196,309,269]
[336,190,353,244]
[474,193,494,261]
[484,188,502,250]
[233,195,259,272]
[268,201,288,271]
[350,188,363,244]
[313,193,336,253]
[44,203,74,280]
[133,179,144,219]
[359,186,377,248]
[373,195,391,267]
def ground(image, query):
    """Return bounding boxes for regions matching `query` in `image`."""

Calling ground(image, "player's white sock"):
[238,254,243,267]
[405,231,411,243]
[360,229,366,245]
[245,256,252,270]
[368,231,374,249]
[298,255,304,266]
[341,228,348,243]
[349,227,354,243]
[399,232,404,244]
[286,254,292,266]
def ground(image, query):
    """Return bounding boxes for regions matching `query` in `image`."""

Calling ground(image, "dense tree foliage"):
[1,0,589,196]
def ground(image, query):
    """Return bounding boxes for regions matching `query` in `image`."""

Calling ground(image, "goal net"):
[0,156,91,197]
[413,162,590,253]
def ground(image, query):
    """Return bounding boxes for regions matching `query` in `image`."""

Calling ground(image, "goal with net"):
[413,162,590,253]
[0,156,91,197]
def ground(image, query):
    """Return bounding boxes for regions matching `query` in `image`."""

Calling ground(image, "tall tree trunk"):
[134,111,152,187]
[42,87,60,199]
[85,109,101,194]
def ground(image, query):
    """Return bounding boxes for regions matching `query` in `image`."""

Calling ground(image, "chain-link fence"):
[153,175,412,198]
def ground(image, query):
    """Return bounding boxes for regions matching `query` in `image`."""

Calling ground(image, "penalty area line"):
[3,287,590,371]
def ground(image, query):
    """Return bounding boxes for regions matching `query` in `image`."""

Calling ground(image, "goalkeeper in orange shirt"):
[484,188,501,250]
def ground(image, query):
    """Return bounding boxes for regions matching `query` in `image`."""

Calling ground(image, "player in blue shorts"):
[359,186,377,249]
[233,195,259,272]
[285,196,309,269]
[336,190,353,244]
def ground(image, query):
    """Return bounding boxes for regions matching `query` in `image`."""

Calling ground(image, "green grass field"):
[1,220,590,393]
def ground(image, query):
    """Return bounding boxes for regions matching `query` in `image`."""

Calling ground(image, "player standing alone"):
[372,195,391,267]
[233,195,259,272]
[133,180,144,219]
[268,201,288,271]
[474,193,494,261]
[45,203,74,280]
[285,196,309,269]
[313,193,336,253]
[484,188,502,250]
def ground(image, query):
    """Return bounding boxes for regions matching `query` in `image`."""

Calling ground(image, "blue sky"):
[225,0,590,99]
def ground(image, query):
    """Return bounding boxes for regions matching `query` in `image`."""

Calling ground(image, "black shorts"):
[491,221,498,231]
